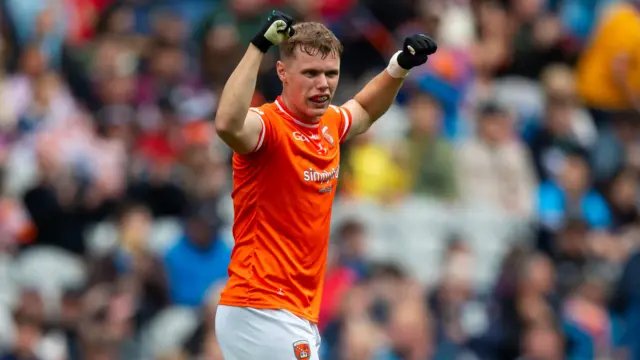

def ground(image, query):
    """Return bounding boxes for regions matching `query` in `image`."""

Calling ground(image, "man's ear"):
[276,60,287,83]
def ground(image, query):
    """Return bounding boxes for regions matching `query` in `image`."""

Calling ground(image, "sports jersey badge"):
[293,340,311,359]
[322,126,335,148]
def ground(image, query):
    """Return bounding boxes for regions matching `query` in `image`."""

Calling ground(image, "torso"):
[219,97,352,322]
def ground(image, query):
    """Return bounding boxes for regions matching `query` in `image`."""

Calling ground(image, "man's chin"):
[306,104,329,118]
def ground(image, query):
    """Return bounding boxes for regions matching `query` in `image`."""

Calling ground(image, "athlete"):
[214,10,437,360]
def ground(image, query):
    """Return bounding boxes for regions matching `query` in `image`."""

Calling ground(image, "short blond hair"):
[280,22,343,59]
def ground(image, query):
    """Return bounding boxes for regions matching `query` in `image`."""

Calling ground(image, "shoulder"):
[326,104,352,142]
[586,190,608,204]
[327,104,350,119]
[244,103,283,154]
[538,181,561,197]
[456,139,480,154]
[610,2,638,18]
[164,238,185,261]
[248,103,273,124]
[600,3,639,28]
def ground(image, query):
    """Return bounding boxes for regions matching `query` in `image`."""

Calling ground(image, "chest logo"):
[322,126,335,148]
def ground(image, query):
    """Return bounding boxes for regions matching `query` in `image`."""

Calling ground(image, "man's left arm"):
[342,34,437,141]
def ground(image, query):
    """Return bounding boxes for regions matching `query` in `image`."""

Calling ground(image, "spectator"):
[22,140,113,255]
[334,219,370,279]
[88,202,169,328]
[576,0,640,127]
[126,153,189,219]
[517,323,565,360]
[538,153,611,232]
[552,219,590,298]
[611,248,640,359]
[457,101,536,216]
[343,130,408,204]
[562,278,614,359]
[499,0,572,79]
[429,242,489,359]
[182,284,225,360]
[527,64,594,182]
[387,293,432,359]
[591,110,640,185]
[605,169,640,231]
[337,315,390,360]
[402,92,457,201]
[164,205,230,307]
[318,220,369,330]
[0,45,61,131]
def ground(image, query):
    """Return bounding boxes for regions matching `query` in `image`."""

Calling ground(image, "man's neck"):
[563,187,585,201]
[479,135,503,148]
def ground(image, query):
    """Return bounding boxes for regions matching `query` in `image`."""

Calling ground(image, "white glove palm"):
[264,20,293,46]
[251,10,296,53]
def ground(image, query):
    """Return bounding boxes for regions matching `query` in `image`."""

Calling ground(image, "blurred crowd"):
[1,0,640,359]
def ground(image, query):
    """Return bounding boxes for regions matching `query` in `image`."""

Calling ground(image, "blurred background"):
[0,0,639,359]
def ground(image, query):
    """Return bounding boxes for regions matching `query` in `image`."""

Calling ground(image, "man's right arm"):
[214,45,265,154]
[215,10,295,154]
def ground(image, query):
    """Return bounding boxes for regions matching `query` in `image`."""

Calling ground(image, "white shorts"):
[215,305,321,360]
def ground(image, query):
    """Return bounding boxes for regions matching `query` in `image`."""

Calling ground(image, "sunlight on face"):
[277,49,340,122]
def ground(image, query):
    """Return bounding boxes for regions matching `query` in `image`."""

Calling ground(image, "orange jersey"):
[219,97,353,323]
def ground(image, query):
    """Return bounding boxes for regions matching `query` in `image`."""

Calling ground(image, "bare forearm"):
[343,35,436,140]
[353,69,404,122]
[215,45,264,133]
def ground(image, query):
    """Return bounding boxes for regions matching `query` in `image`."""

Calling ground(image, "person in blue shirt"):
[164,204,231,307]
[538,152,611,232]
[611,250,640,360]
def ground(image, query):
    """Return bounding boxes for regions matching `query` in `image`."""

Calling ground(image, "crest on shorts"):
[293,340,311,360]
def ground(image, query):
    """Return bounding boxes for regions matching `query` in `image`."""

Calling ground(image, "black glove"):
[251,10,296,53]
[396,34,438,70]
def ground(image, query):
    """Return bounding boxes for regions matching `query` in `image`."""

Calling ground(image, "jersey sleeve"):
[334,105,353,143]
[248,106,275,153]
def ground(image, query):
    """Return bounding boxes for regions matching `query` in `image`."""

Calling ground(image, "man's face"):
[277,49,340,121]
[409,94,442,136]
[545,89,576,135]
[187,218,213,248]
[559,156,588,195]
[479,113,511,143]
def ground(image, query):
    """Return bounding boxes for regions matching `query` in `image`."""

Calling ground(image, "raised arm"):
[214,46,266,154]
[342,35,437,141]
[215,11,295,154]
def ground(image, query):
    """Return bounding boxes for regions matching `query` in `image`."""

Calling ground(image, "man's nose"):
[316,74,329,89]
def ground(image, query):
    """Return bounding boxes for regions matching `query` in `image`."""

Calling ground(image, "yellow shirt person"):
[576,1,640,111]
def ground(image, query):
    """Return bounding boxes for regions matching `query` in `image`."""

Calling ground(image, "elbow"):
[214,119,228,135]
[214,117,237,137]
[214,106,235,134]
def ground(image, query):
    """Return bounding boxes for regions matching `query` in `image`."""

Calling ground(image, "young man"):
[214,10,437,360]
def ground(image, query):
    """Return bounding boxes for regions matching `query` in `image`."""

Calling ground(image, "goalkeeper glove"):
[251,10,296,53]
[387,34,438,78]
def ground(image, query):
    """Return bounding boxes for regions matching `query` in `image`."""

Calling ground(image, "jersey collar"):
[275,96,320,129]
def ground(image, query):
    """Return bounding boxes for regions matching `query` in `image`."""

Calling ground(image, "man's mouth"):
[309,95,330,104]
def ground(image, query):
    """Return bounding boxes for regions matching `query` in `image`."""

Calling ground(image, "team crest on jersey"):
[322,126,335,148]
[293,340,311,360]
